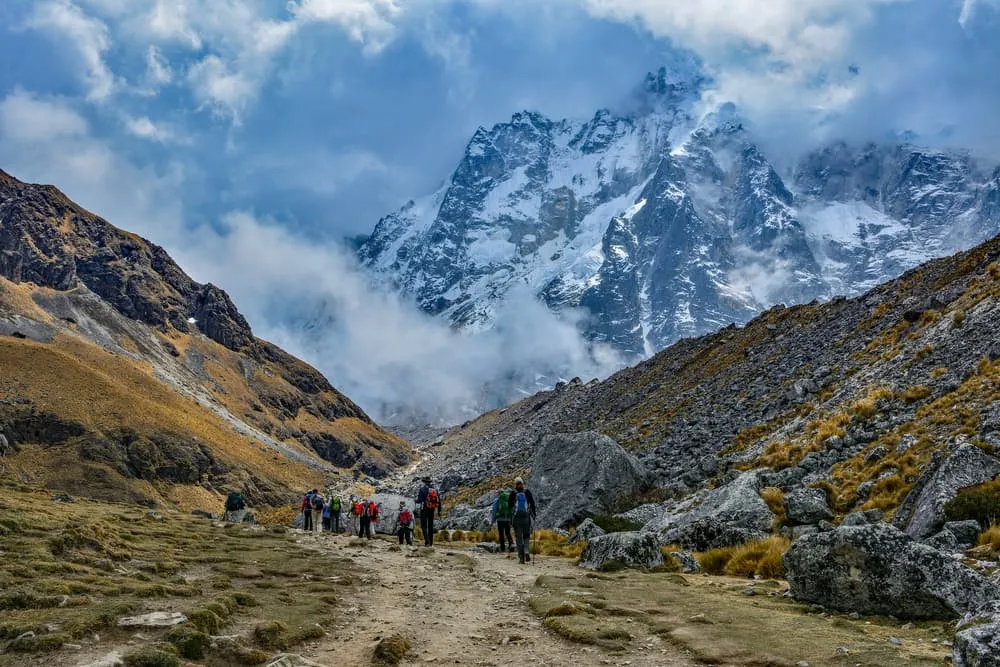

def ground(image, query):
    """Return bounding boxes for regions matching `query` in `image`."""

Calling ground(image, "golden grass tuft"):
[696,538,790,579]
[901,385,932,404]
[978,524,1000,554]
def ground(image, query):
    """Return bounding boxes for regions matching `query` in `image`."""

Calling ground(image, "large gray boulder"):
[783,487,833,525]
[371,493,413,534]
[649,471,775,551]
[579,532,664,570]
[530,432,650,529]
[954,601,1000,667]
[438,503,493,532]
[568,518,606,544]
[893,443,1000,539]
[784,523,1000,620]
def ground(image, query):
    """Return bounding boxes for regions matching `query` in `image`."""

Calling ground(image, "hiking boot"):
[518,555,525,564]
[525,553,531,562]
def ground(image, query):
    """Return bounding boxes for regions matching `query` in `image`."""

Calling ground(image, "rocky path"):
[292,531,693,666]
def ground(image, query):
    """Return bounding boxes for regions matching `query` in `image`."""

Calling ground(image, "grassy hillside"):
[0,169,412,509]
[429,231,1000,523]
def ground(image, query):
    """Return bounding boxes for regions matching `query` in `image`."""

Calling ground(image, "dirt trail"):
[291,531,693,667]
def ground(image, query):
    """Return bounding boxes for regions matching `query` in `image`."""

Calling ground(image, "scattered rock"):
[267,655,329,667]
[784,488,834,525]
[841,509,884,526]
[579,532,664,570]
[669,551,701,574]
[784,524,1000,619]
[651,471,774,550]
[893,444,1000,539]
[568,518,606,544]
[954,600,1000,667]
[116,611,187,628]
[372,633,412,665]
[79,651,123,667]
[530,431,650,528]
[945,520,983,547]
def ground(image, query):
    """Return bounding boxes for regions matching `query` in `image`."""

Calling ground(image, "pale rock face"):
[357,57,1000,362]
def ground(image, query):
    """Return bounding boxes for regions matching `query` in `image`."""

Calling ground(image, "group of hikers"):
[293,476,539,564]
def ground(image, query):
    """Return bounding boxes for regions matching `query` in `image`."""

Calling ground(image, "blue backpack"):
[515,491,528,514]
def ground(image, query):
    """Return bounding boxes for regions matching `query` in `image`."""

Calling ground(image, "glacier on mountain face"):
[312,57,1000,421]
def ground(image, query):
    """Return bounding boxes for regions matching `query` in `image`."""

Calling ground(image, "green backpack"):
[330,496,341,512]
[496,489,513,520]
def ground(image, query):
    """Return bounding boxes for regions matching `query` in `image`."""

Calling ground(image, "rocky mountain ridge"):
[359,64,1000,362]
[0,169,411,507]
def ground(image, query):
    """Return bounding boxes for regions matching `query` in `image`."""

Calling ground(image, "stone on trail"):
[669,551,701,574]
[783,523,1000,620]
[892,443,1000,539]
[579,531,664,570]
[953,600,1000,667]
[530,431,650,529]
[116,611,187,628]
[79,651,124,667]
[267,655,329,667]
[568,518,606,544]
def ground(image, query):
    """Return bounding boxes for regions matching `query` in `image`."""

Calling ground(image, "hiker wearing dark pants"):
[416,476,441,547]
[507,477,537,564]
[331,509,341,533]
[397,501,414,546]
[492,487,515,554]
[359,500,373,539]
[301,490,316,532]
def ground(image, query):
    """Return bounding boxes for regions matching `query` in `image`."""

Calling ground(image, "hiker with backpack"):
[321,496,333,532]
[507,477,537,564]
[329,495,343,533]
[350,496,363,535]
[301,489,317,532]
[492,487,515,554]
[359,498,379,539]
[224,491,246,523]
[416,477,441,547]
[397,501,414,546]
[310,491,325,533]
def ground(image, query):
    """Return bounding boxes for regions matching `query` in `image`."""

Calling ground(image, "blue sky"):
[0,0,998,421]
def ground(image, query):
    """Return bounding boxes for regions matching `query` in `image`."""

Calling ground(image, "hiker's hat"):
[422,476,431,483]
[514,476,524,485]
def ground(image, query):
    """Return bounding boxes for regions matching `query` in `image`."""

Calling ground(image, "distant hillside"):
[0,169,411,508]
[424,227,1000,521]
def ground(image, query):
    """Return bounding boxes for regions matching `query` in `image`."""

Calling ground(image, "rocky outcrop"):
[954,601,1000,667]
[579,532,664,570]
[649,471,774,551]
[893,443,1000,539]
[783,487,833,525]
[568,518,606,544]
[370,493,412,534]
[784,524,1000,620]
[439,503,492,532]
[530,431,649,529]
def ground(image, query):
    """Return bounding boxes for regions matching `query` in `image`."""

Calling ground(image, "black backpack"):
[225,491,245,512]
[311,495,325,511]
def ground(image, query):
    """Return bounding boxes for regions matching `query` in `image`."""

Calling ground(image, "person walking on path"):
[397,501,414,546]
[311,491,325,533]
[359,498,379,539]
[321,496,333,532]
[350,496,363,535]
[507,477,537,564]
[416,477,442,547]
[301,489,317,532]
[492,487,515,555]
[329,494,343,533]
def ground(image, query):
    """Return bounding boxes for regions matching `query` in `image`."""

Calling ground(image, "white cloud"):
[187,55,258,120]
[27,0,116,101]
[0,90,90,143]
[144,46,173,86]
[289,0,403,53]
[123,115,174,143]
[146,0,202,48]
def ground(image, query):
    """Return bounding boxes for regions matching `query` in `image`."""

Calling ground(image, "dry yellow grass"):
[979,524,1000,554]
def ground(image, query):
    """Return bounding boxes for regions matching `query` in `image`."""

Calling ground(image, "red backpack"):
[426,489,440,509]
[399,509,413,525]
[367,503,380,520]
